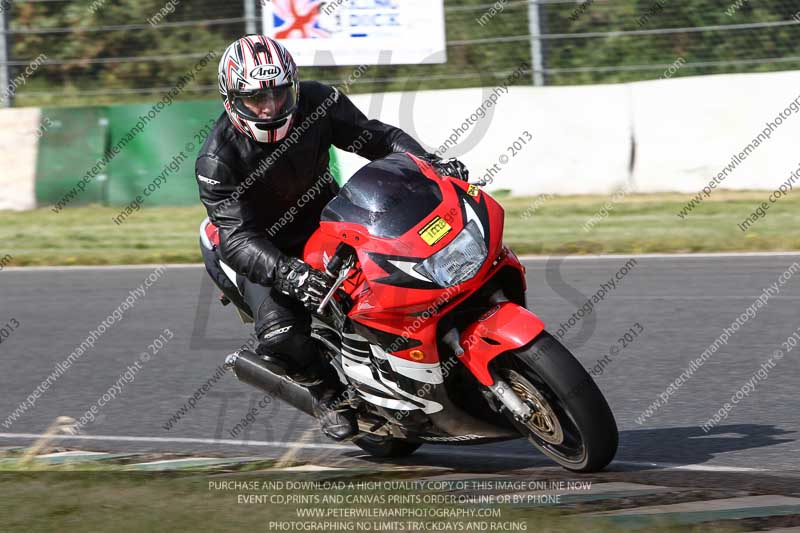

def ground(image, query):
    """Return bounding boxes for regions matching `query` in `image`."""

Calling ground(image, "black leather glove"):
[273,256,334,311]
[421,154,469,182]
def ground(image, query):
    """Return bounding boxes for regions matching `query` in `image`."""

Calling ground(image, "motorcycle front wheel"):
[491,331,618,472]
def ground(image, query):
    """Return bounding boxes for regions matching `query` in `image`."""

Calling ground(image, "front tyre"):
[492,331,618,472]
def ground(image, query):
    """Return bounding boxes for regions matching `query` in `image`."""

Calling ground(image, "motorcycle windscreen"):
[321,153,443,239]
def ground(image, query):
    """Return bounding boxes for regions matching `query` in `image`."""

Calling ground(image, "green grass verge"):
[0,191,797,266]
[0,470,739,533]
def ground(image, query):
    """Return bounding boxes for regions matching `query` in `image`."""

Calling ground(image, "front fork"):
[486,375,533,422]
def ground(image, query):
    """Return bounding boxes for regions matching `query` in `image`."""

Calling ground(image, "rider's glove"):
[421,154,470,182]
[273,256,334,311]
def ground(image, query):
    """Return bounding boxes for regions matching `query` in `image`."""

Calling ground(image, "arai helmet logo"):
[250,65,281,81]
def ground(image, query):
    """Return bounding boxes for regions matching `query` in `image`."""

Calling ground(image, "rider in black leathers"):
[196,35,467,441]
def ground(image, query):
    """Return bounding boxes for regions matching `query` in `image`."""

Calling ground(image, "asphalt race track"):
[2,254,799,480]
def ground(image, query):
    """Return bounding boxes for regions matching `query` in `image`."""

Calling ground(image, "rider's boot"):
[255,345,358,441]
[306,360,358,441]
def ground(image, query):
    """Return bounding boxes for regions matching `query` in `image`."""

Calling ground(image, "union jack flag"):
[272,0,330,39]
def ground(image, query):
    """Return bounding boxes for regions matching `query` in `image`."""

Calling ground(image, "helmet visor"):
[232,84,298,123]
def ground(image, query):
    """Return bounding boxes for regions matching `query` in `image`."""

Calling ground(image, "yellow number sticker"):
[418,216,452,246]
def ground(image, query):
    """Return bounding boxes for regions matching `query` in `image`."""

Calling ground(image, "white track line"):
[614,461,766,473]
[3,251,800,272]
[0,432,765,472]
[0,432,353,451]
[419,449,766,472]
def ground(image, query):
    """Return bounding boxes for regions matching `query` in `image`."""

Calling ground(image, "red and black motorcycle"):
[227,152,618,473]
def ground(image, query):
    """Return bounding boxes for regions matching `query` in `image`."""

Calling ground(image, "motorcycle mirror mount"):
[325,242,355,276]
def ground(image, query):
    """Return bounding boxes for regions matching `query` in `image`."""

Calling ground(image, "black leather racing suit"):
[196,80,428,372]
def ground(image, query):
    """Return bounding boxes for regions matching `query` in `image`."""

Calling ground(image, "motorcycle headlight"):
[415,220,487,287]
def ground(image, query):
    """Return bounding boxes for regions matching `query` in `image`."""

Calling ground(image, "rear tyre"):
[354,434,422,458]
[492,331,618,472]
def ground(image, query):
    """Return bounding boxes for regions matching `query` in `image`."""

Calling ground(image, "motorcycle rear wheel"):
[354,433,422,458]
[492,331,618,472]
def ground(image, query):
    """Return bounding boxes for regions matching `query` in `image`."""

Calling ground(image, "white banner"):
[261,0,446,66]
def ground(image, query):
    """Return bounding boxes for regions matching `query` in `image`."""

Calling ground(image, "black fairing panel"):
[320,153,442,238]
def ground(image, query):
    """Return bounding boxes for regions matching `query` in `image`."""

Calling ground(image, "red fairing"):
[204,220,220,247]
[459,302,545,386]
[303,152,526,370]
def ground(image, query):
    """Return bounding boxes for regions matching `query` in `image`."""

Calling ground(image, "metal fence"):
[1,0,799,107]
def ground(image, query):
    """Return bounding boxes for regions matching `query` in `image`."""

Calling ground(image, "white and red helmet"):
[218,35,299,143]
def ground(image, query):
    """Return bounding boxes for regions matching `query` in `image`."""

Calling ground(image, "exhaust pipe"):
[227,351,516,440]
[226,351,315,417]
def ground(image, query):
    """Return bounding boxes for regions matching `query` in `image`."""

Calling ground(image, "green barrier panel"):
[330,148,343,186]
[34,107,109,206]
[105,100,220,207]
[35,99,346,208]
[106,100,343,207]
